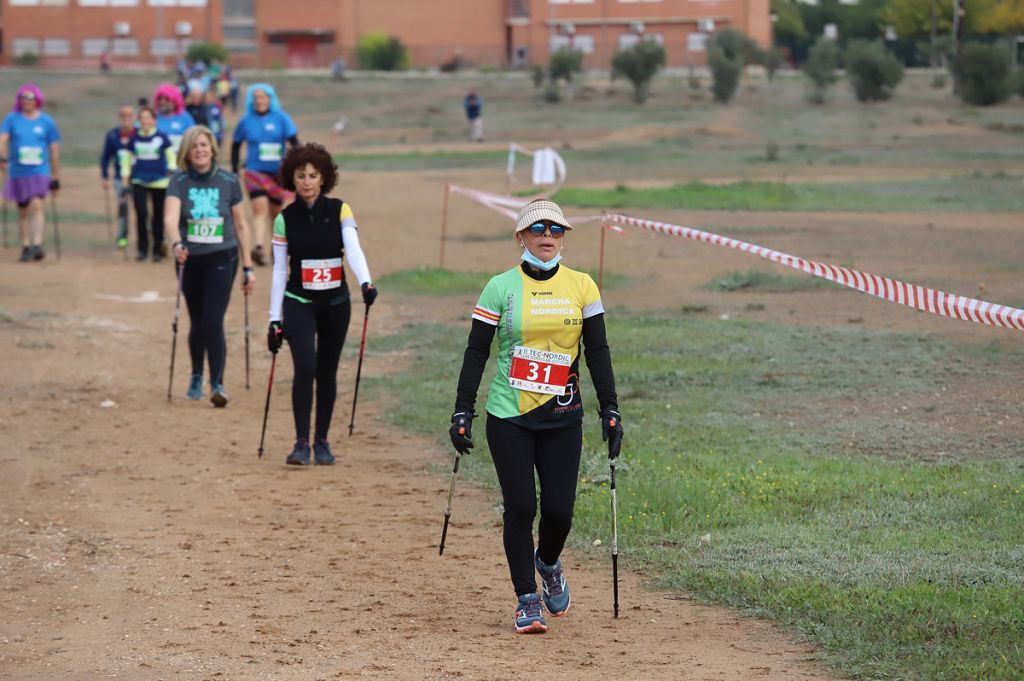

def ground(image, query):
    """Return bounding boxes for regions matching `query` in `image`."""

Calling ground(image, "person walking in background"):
[0,84,61,262]
[463,88,483,142]
[232,83,299,267]
[100,105,136,250]
[165,125,255,406]
[266,143,377,466]
[127,106,173,262]
[184,85,212,130]
[448,199,623,634]
[153,83,196,163]
[204,91,225,149]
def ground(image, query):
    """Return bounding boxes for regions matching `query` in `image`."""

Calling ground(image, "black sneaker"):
[152,251,165,263]
[286,439,311,466]
[136,251,148,262]
[18,246,32,262]
[313,439,335,465]
[31,245,44,261]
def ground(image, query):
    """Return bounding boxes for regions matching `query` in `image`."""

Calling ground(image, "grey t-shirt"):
[168,168,243,256]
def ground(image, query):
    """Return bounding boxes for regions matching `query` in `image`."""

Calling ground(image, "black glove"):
[449,411,474,455]
[49,179,60,191]
[267,322,283,354]
[600,407,623,460]
[361,282,378,306]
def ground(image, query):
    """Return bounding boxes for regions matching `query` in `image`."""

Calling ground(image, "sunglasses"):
[527,222,566,237]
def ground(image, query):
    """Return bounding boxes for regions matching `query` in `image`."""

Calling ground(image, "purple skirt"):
[4,175,50,203]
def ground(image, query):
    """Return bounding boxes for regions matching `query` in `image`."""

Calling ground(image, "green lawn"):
[366,313,1024,680]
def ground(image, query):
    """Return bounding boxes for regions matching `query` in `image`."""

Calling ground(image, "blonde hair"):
[176,125,219,170]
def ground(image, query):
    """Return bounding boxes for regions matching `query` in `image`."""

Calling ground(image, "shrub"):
[531,65,545,89]
[185,42,228,65]
[549,47,583,83]
[611,40,666,104]
[709,47,742,103]
[357,31,408,71]
[952,42,1013,106]
[1016,68,1024,98]
[542,82,561,103]
[711,28,760,63]
[13,52,39,67]
[764,47,785,80]
[845,40,904,102]
[804,37,839,104]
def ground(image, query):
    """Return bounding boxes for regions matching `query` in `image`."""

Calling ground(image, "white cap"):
[515,200,573,234]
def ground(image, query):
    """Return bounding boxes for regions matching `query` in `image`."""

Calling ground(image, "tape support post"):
[446,183,1024,333]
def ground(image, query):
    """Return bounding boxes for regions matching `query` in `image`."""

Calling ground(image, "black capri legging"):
[486,415,583,597]
[179,247,237,386]
[283,296,351,442]
[132,184,166,255]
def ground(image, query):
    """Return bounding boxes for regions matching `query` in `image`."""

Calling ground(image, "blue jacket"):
[100,126,134,181]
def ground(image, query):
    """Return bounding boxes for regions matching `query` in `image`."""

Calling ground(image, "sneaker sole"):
[210,392,228,408]
[286,458,310,466]
[515,620,548,634]
[315,459,336,465]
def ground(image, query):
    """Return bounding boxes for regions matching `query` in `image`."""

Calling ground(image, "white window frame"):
[81,38,111,56]
[111,37,140,56]
[42,38,71,56]
[12,38,42,54]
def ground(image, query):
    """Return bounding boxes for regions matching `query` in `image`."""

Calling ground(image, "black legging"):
[132,184,166,255]
[283,296,351,442]
[486,415,583,597]
[179,248,237,386]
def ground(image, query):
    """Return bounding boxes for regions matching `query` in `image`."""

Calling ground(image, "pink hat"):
[153,83,185,115]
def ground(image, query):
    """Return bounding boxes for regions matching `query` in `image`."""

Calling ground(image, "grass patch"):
[334,149,507,172]
[374,267,492,296]
[704,269,834,293]
[367,314,1024,680]
[17,340,54,349]
[554,177,1024,214]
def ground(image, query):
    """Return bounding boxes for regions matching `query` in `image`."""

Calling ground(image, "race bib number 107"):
[508,346,571,395]
[301,257,342,290]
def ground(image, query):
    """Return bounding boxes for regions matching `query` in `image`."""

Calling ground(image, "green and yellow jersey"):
[473,264,604,429]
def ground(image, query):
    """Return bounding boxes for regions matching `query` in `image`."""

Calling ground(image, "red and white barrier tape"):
[448,183,604,225]
[606,213,1024,332]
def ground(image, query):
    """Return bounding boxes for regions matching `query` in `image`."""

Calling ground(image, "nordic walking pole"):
[439,451,462,556]
[103,184,113,241]
[610,451,620,619]
[257,341,280,458]
[49,193,61,260]
[347,304,370,436]
[166,264,184,401]
[244,293,251,390]
[2,198,7,249]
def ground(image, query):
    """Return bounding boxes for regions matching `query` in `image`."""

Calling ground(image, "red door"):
[286,37,318,68]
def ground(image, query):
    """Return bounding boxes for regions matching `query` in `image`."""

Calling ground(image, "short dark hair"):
[281,143,338,194]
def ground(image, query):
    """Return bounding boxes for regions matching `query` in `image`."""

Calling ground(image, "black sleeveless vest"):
[283,195,350,304]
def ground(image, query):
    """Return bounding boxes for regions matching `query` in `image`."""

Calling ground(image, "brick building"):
[1,0,770,69]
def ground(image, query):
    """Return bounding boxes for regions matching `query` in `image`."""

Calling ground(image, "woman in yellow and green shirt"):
[450,199,623,634]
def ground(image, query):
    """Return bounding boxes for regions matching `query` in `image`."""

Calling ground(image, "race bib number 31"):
[301,258,342,291]
[186,217,225,244]
[509,346,571,395]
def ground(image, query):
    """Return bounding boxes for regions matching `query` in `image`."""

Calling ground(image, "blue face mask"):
[521,247,561,271]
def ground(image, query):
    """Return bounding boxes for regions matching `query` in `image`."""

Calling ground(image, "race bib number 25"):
[508,346,571,395]
[301,257,342,290]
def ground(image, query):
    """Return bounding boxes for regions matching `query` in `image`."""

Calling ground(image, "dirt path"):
[1,256,831,680]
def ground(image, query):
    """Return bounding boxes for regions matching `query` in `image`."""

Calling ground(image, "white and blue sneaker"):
[515,593,547,634]
[210,383,228,408]
[535,550,571,617]
[186,373,203,400]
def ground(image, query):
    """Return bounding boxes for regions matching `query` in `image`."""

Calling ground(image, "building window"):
[82,38,111,56]
[550,35,594,54]
[224,0,253,16]
[549,0,593,4]
[150,38,182,56]
[80,0,141,6]
[112,37,140,56]
[42,38,71,56]
[223,25,256,41]
[12,38,41,56]
[148,0,206,5]
[687,33,708,52]
[618,0,662,3]
[11,0,70,5]
[619,33,664,50]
